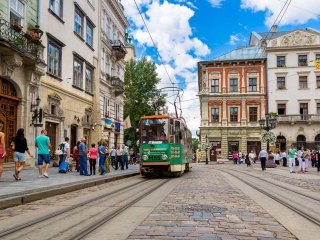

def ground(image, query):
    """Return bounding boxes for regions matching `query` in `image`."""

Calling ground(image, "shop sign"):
[105,119,112,129]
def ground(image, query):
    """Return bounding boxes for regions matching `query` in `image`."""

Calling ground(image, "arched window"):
[315,134,320,148]
[296,135,306,148]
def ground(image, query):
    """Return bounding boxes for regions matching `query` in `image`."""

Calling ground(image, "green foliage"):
[124,58,166,152]
[192,138,199,152]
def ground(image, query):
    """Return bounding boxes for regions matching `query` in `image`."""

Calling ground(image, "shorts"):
[14,152,26,162]
[38,154,51,165]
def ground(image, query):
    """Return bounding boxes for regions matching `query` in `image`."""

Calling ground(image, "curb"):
[0,171,140,210]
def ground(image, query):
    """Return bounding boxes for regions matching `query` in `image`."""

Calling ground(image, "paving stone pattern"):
[128,165,297,240]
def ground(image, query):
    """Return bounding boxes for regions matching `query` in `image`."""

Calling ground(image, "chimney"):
[271,25,278,33]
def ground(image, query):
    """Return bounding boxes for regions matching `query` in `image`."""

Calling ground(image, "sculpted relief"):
[280,31,317,47]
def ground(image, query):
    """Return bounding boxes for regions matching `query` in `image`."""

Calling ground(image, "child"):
[88,144,98,175]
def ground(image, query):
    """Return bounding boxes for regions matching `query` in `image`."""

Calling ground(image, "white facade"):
[97,0,129,148]
[251,29,320,149]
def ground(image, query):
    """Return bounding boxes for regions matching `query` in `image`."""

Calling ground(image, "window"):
[47,38,62,77]
[299,76,308,89]
[316,54,320,60]
[249,107,258,122]
[104,97,110,117]
[86,21,93,46]
[317,103,320,115]
[277,104,286,115]
[248,78,257,92]
[300,103,308,115]
[74,8,84,37]
[316,76,320,88]
[298,55,308,66]
[211,79,219,93]
[85,66,93,93]
[49,0,63,18]
[10,0,24,26]
[73,57,83,88]
[277,56,286,67]
[277,77,285,89]
[229,78,238,92]
[230,107,238,122]
[211,108,219,122]
[115,103,120,120]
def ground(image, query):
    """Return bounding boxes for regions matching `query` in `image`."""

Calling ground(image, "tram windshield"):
[141,118,169,144]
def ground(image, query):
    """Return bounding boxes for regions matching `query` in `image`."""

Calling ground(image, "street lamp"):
[205,134,208,164]
[259,113,277,151]
[31,96,43,127]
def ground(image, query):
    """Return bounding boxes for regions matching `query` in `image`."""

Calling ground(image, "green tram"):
[139,115,193,177]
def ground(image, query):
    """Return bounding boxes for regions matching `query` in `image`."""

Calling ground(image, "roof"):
[212,46,266,62]
[256,31,291,40]
[141,115,170,120]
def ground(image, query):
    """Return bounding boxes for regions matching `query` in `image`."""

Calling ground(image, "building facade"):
[250,28,320,150]
[198,46,267,160]
[96,0,129,148]
[0,0,46,162]
[39,0,98,155]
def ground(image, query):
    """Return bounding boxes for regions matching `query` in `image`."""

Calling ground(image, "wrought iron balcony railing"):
[277,114,320,123]
[111,40,127,61]
[0,18,44,60]
[110,76,124,96]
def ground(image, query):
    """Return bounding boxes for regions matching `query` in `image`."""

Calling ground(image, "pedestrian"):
[248,150,255,168]
[238,151,242,164]
[245,153,250,167]
[98,142,106,175]
[35,129,51,178]
[232,152,238,164]
[59,137,70,166]
[311,149,316,168]
[274,151,280,165]
[12,128,33,181]
[110,146,117,170]
[78,138,89,176]
[0,126,6,180]
[288,144,297,173]
[303,148,311,174]
[297,147,304,173]
[117,145,124,170]
[281,150,287,167]
[88,143,98,175]
[122,144,129,170]
[317,145,320,173]
[105,150,111,173]
[258,149,268,171]
[73,141,80,172]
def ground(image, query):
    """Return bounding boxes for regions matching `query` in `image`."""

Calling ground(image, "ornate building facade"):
[198,46,267,161]
[96,0,129,148]
[0,0,45,162]
[250,28,320,150]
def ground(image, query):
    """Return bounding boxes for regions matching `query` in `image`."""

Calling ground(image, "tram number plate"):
[149,155,161,161]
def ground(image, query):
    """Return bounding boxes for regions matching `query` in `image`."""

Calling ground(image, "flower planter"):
[11,24,23,32]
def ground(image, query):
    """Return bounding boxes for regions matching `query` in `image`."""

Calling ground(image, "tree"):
[192,138,199,153]
[124,58,166,152]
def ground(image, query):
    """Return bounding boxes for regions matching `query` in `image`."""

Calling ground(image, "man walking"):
[122,144,129,170]
[258,149,268,171]
[35,129,51,178]
[110,146,117,170]
[288,144,297,173]
[281,150,287,167]
[78,138,89,176]
[117,145,124,170]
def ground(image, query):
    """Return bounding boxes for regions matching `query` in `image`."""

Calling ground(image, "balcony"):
[110,76,124,96]
[0,19,44,61]
[111,40,127,61]
[277,114,320,123]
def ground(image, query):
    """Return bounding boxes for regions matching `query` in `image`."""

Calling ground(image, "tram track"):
[218,169,320,227]
[0,178,168,239]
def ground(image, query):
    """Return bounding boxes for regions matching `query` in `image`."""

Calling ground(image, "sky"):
[121,0,320,136]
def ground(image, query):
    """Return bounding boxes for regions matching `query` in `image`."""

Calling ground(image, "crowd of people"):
[0,128,135,181]
[231,145,320,173]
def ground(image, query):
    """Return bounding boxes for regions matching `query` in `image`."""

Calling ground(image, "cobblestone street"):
[128,164,301,240]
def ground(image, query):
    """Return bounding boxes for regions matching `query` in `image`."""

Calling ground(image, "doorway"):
[45,122,58,158]
[209,141,221,161]
[247,141,261,156]
[276,136,286,151]
[70,125,77,151]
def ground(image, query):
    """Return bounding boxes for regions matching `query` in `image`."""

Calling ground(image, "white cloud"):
[241,0,320,27]
[229,34,240,45]
[122,0,211,136]
[208,0,224,8]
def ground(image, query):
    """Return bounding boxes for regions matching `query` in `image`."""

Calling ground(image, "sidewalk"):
[0,164,140,209]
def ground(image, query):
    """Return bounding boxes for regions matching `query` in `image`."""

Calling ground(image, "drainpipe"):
[36,0,41,28]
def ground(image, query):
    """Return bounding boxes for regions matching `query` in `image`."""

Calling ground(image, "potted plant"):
[11,21,23,32]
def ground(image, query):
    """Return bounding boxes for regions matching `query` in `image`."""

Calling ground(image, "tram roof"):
[140,115,170,120]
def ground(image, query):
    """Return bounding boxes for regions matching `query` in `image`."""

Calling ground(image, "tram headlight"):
[142,155,148,161]
[162,154,168,161]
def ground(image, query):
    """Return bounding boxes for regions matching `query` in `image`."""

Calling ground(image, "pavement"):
[0,164,140,209]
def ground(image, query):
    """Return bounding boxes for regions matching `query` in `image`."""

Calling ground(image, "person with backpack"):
[59,137,70,166]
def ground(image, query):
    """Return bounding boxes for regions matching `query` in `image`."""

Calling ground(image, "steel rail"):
[0,178,147,238]
[228,169,320,202]
[68,179,171,240]
[219,169,320,227]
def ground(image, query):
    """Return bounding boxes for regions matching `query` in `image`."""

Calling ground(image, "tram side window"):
[174,121,181,144]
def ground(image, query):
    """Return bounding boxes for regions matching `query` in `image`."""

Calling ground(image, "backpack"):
[55,143,65,155]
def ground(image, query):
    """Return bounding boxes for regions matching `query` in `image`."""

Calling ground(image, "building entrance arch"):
[276,135,286,151]
[296,135,306,148]
[315,134,320,148]
[0,78,19,162]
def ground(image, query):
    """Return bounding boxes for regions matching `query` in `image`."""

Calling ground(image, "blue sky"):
[122,0,320,134]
